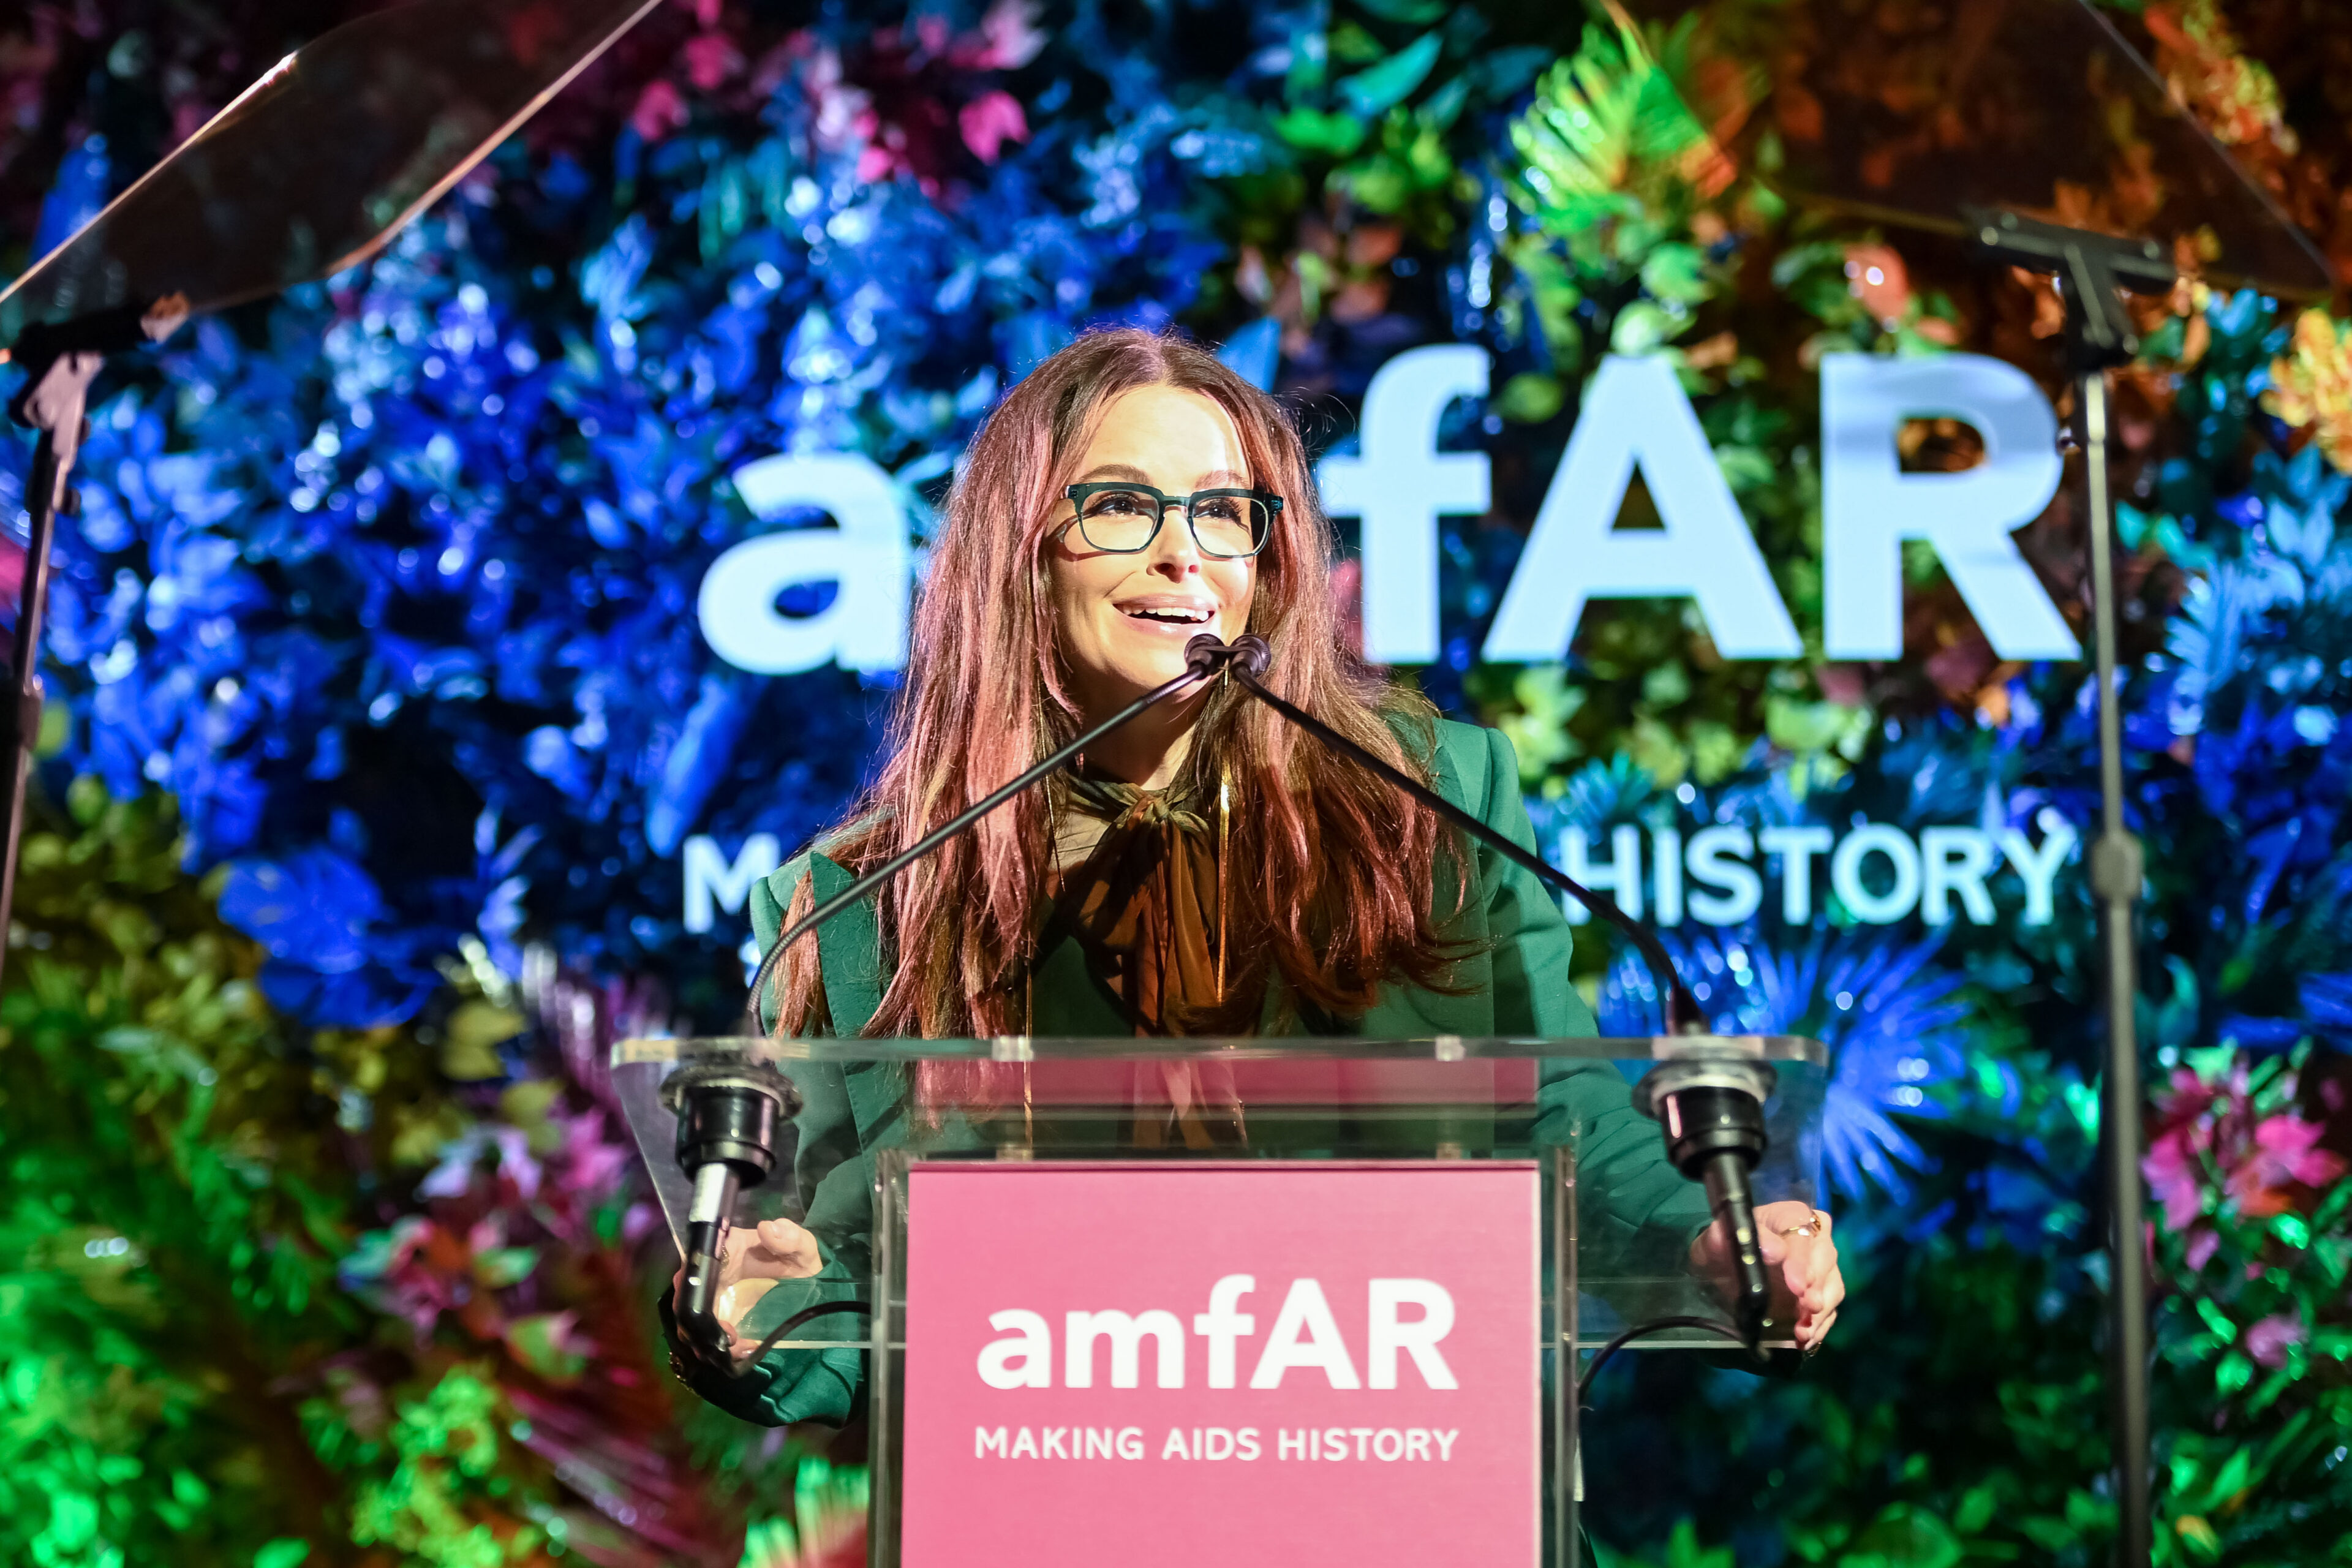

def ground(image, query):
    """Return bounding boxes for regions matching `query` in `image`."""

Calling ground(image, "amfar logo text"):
[973,1275,1457,1392]
[695,349,2076,674]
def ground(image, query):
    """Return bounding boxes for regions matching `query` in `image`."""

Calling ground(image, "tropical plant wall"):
[1,1,2350,1564]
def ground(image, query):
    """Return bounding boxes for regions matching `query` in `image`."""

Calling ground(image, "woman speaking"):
[665,327,1842,1423]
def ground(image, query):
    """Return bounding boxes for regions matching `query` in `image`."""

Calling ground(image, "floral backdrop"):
[2,0,2350,1564]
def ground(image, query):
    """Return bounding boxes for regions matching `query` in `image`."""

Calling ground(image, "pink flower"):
[1843,244,1913,327]
[973,0,1047,69]
[2184,1227,2220,1271]
[959,91,1028,164]
[550,1107,633,1202]
[2145,1060,2342,1235]
[2143,1123,2206,1231]
[494,1125,544,1200]
[806,50,870,154]
[2244,1313,2305,1368]
[630,79,688,143]
[683,32,744,91]
[2227,1114,2346,1218]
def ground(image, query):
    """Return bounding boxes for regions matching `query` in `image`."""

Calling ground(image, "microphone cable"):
[736,1298,874,1377]
[1575,1315,1751,1404]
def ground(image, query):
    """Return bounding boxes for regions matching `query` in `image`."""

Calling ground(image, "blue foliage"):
[1597,927,1969,1203]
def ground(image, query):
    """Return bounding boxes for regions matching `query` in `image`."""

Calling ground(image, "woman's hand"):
[671,1216,825,1363]
[1754,1200,1842,1353]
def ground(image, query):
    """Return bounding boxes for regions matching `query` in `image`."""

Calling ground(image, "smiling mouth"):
[1120,605,1215,626]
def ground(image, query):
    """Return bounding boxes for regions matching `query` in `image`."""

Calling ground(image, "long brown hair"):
[772,327,1463,1041]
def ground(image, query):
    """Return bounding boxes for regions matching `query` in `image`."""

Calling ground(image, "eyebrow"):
[1074,464,1255,489]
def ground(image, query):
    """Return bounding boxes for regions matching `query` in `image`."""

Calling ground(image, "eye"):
[1085,489,1156,516]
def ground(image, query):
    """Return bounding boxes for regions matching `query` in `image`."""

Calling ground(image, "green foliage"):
[2139,1050,2352,1562]
[1505,14,1743,372]
[1599,1518,1735,1568]
[12,4,2351,1567]
[1588,1052,2352,1568]
[0,780,354,1566]
[1209,0,1551,320]
[0,779,777,1564]
[344,1370,546,1567]
[736,1457,869,1568]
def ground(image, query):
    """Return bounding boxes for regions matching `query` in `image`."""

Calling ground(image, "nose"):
[1142,498,1204,579]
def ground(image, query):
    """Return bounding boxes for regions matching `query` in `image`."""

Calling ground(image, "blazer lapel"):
[808,854,905,1145]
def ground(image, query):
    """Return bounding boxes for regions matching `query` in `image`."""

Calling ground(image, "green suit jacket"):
[668,718,1708,1425]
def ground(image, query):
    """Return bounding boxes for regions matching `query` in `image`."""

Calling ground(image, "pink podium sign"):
[900,1161,1540,1568]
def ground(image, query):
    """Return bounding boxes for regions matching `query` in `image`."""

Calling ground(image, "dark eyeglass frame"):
[1063,481,1284,560]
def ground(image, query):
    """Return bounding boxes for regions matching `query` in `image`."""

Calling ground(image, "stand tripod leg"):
[2080,368,2150,1568]
[0,349,100,990]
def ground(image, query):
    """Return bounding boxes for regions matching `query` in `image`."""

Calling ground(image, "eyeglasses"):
[1063,482,1283,560]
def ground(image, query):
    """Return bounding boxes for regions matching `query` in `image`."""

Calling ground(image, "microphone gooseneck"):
[737,634,1247,1035]
[1219,645,1703,1032]
[1212,633,1777,1356]
[682,636,1257,1374]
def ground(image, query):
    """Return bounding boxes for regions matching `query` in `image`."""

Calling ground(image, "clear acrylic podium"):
[612,1035,1826,1567]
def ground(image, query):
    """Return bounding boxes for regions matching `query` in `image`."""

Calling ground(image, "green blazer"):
[668,718,1708,1425]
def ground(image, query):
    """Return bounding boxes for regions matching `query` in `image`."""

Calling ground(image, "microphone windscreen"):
[1232,635,1272,676]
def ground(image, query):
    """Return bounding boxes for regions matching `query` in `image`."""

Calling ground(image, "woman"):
[665,328,1842,1423]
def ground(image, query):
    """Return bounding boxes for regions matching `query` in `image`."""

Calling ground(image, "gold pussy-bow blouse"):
[1041,766,1264,1039]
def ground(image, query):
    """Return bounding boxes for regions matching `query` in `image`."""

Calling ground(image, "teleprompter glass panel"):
[0,0,660,341]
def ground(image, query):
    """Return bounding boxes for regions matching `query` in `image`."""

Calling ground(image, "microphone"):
[1634,1059,1778,1351]
[1208,635,1775,1354]
[671,635,1255,1374]
[667,1059,798,1365]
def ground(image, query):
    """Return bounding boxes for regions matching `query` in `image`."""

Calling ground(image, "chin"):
[1096,620,1213,688]
[1107,649,1193,692]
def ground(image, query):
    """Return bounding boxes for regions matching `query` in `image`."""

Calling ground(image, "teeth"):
[1128,608,1210,624]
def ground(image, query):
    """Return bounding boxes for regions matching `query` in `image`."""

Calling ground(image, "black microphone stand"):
[1218,641,1703,1031]
[0,298,187,986]
[1967,208,2169,1568]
